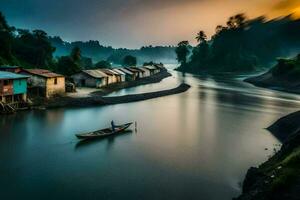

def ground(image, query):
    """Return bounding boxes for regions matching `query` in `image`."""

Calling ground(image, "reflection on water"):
[0,69,300,200]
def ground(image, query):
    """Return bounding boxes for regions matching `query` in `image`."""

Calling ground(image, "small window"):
[54,78,58,85]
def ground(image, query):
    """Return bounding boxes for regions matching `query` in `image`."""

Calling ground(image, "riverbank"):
[2,70,180,112]
[235,111,300,200]
[45,83,190,108]
[245,71,300,94]
[245,56,300,94]
[64,69,171,98]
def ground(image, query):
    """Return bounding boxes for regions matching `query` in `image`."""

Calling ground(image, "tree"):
[123,55,137,66]
[81,57,93,69]
[95,60,111,68]
[32,29,55,67]
[226,13,247,29]
[215,25,226,34]
[71,46,81,62]
[175,41,190,65]
[196,31,207,43]
[0,12,10,32]
[55,56,81,76]
[0,12,13,63]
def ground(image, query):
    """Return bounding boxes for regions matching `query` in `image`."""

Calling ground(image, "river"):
[1,67,300,200]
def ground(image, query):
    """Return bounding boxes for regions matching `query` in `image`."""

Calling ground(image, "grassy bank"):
[245,55,300,94]
[235,111,300,200]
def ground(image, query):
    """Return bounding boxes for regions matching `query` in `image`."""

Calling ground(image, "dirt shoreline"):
[245,72,300,95]
[45,83,191,108]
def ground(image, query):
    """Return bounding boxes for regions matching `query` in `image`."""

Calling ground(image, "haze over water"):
[1,67,300,199]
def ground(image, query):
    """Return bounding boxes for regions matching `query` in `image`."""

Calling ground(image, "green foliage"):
[269,168,298,196]
[55,56,81,76]
[71,46,81,62]
[178,13,300,73]
[12,29,55,68]
[175,41,190,65]
[0,12,91,75]
[81,57,93,69]
[95,60,111,68]
[123,55,137,66]
[281,148,300,167]
[0,11,56,69]
[0,12,13,64]
[267,149,300,197]
[272,56,300,80]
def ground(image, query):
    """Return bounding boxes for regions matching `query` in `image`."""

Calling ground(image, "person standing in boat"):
[111,120,116,132]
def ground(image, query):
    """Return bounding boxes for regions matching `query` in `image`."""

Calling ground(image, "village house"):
[111,69,126,82]
[99,69,118,84]
[125,67,141,79]
[154,64,165,71]
[140,67,151,77]
[144,65,160,75]
[0,71,29,106]
[20,69,65,98]
[127,67,146,78]
[0,66,22,73]
[71,70,108,88]
[118,68,136,81]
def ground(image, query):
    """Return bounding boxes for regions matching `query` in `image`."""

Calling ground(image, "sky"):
[1,0,300,48]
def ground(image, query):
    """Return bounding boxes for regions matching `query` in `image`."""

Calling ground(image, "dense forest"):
[176,14,300,73]
[0,11,175,76]
[0,12,55,69]
[49,36,176,65]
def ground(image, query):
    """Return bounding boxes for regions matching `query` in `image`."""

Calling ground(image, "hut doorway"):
[81,79,86,87]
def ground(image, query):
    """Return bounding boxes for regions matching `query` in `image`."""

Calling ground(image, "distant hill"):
[246,55,300,93]
[49,37,177,64]
[176,14,300,74]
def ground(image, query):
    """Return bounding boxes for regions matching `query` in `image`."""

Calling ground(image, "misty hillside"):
[49,37,177,64]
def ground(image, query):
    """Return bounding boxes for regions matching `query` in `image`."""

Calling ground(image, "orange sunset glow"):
[0,0,299,47]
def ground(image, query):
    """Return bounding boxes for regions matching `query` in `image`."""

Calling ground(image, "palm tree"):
[196,31,207,43]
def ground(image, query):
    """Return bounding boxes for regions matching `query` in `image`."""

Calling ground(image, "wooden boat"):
[76,122,133,140]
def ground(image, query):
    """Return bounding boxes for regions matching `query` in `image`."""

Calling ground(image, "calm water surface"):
[1,68,300,200]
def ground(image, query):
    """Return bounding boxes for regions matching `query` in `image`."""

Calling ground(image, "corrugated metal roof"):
[129,67,144,72]
[125,67,139,73]
[140,67,150,72]
[119,68,133,75]
[154,64,165,69]
[112,69,126,75]
[83,70,108,78]
[0,65,21,69]
[0,71,29,80]
[22,69,64,78]
[99,69,115,76]
[144,65,157,70]
[107,69,120,75]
